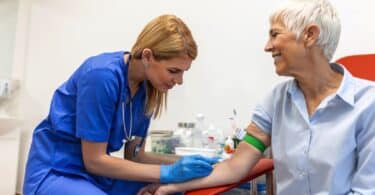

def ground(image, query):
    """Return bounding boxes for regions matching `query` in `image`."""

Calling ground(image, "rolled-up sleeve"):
[251,88,277,135]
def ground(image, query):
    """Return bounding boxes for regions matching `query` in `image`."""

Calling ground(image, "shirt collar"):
[334,63,355,107]
[287,63,355,107]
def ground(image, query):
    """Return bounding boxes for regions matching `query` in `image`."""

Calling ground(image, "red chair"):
[336,53,375,81]
[185,158,274,195]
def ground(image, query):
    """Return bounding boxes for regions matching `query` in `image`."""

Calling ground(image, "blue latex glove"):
[160,155,219,183]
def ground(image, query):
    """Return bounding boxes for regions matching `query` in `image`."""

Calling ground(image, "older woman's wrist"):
[162,184,181,194]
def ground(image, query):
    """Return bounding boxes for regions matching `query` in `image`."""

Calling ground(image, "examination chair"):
[185,53,375,195]
[336,53,375,81]
[185,158,274,195]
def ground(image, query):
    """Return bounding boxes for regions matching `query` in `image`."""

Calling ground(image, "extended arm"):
[145,122,271,194]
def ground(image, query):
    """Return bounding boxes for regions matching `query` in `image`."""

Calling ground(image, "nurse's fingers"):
[137,184,160,195]
[137,189,151,195]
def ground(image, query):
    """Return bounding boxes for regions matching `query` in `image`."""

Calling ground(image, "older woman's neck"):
[297,53,342,96]
[296,57,343,115]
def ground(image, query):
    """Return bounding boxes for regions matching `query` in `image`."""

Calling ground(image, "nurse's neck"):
[124,53,146,97]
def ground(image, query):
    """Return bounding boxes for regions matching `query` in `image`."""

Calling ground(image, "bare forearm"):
[84,154,161,183]
[166,143,263,192]
[135,152,179,164]
[171,161,245,192]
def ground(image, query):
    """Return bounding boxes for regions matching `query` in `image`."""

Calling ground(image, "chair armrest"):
[185,158,274,195]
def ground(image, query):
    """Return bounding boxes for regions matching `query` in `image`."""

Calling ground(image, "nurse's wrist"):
[159,164,172,183]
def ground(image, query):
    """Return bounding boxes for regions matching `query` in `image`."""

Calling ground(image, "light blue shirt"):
[252,63,375,195]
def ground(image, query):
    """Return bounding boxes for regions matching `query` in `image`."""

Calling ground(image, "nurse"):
[23,14,218,195]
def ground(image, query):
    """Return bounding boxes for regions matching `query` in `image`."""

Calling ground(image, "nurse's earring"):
[143,61,150,69]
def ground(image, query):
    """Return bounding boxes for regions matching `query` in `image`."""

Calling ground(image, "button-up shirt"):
[252,63,375,195]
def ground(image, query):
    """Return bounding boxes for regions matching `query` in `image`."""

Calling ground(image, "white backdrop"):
[7,0,375,193]
[0,0,18,78]
[20,0,375,131]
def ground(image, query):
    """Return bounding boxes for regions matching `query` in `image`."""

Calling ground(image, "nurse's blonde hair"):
[131,14,197,118]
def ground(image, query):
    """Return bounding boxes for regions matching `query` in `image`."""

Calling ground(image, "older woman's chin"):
[274,66,284,75]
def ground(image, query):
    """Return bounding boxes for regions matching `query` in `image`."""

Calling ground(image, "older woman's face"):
[264,21,307,76]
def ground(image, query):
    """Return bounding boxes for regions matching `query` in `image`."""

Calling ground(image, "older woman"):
[139,0,375,194]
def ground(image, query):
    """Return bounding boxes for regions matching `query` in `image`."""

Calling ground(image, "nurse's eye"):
[168,68,181,74]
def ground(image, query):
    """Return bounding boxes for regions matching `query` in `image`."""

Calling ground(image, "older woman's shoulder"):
[353,77,375,92]
[352,77,375,105]
[269,79,296,94]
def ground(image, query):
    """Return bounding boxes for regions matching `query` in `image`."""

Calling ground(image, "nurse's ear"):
[141,48,153,69]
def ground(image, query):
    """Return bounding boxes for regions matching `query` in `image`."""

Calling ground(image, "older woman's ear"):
[303,24,320,48]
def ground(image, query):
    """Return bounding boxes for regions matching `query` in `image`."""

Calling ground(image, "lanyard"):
[122,51,134,144]
[121,51,145,157]
[122,99,134,144]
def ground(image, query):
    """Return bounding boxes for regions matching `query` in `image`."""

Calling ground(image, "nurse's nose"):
[175,74,183,85]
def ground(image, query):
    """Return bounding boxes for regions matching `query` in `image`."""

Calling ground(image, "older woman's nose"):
[264,39,273,52]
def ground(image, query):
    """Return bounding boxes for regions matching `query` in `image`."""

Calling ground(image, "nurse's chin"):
[156,86,171,92]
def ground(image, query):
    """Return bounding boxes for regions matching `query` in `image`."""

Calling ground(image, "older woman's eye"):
[271,32,279,38]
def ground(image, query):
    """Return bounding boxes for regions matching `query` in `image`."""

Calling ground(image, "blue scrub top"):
[24,51,151,194]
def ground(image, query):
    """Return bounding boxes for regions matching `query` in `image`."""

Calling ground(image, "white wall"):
[0,0,19,78]
[9,0,375,193]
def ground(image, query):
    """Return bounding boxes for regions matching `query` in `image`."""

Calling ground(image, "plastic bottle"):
[173,122,184,146]
[183,122,194,147]
[206,124,217,148]
[229,112,246,149]
[222,136,235,159]
[192,114,205,148]
[206,124,225,152]
[256,176,267,195]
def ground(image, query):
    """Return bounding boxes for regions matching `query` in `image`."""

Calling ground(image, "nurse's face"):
[145,54,192,92]
[264,21,307,76]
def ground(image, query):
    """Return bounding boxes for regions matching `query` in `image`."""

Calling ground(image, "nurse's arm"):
[81,140,161,183]
[130,137,179,164]
[154,122,270,193]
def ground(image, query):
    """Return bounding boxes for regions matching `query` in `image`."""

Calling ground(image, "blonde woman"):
[23,14,218,195]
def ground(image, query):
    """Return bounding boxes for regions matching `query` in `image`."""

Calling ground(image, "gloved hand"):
[160,155,219,183]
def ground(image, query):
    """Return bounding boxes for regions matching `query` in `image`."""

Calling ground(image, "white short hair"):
[270,0,341,61]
